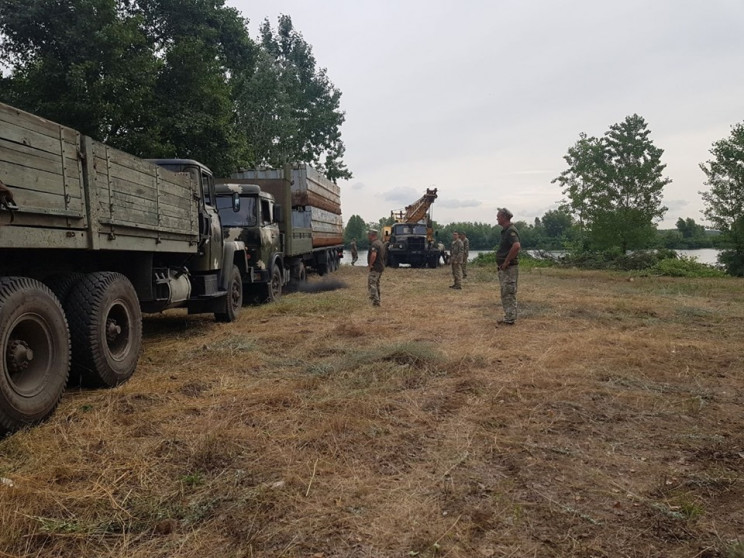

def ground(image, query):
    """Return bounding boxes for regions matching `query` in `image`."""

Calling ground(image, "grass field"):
[1,263,743,557]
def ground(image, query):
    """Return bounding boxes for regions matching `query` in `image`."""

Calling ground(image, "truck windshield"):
[216,196,257,227]
[394,224,427,235]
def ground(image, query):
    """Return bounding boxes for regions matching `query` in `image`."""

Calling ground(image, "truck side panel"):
[0,102,199,254]
[89,139,198,248]
[0,103,86,231]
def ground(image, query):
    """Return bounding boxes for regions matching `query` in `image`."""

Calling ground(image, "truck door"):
[200,170,225,272]
[259,197,280,265]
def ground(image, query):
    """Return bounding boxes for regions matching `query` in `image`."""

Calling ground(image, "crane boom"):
[391,188,438,223]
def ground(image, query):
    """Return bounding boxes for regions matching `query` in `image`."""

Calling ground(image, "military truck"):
[215,165,344,302]
[384,188,442,268]
[0,102,247,433]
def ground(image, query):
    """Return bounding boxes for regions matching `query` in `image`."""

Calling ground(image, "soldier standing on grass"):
[496,208,521,325]
[459,232,470,278]
[350,238,358,266]
[450,231,464,290]
[367,229,385,306]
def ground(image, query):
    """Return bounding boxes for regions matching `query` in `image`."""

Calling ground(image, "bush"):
[719,250,744,277]
[471,251,554,269]
[560,249,679,271]
[650,256,727,278]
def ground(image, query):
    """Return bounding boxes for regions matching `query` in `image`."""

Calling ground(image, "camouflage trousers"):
[462,258,468,278]
[498,265,519,323]
[451,262,463,288]
[368,270,382,305]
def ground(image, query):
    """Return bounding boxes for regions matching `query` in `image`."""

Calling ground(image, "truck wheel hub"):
[106,319,122,343]
[7,339,34,373]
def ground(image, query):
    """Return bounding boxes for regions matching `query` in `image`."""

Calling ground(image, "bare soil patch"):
[1,264,743,557]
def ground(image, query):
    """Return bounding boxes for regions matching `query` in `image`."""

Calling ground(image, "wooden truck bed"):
[0,103,198,253]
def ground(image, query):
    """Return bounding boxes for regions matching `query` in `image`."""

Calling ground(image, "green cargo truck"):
[215,165,344,302]
[0,102,247,433]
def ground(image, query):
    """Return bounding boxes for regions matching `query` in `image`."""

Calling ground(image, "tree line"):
[346,115,744,275]
[0,0,350,180]
[343,212,723,252]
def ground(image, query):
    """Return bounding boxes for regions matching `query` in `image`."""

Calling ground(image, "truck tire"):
[44,272,84,306]
[289,263,307,291]
[0,277,70,433]
[263,265,282,303]
[215,265,243,322]
[66,272,142,388]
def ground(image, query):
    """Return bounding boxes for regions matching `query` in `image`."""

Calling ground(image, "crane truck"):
[0,102,247,433]
[215,165,344,302]
[383,188,445,268]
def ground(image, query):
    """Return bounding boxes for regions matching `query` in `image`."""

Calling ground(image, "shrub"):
[719,250,744,277]
[471,251,553,269]
[651,256,727,278]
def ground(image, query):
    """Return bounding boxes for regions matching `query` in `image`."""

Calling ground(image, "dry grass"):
[1,264,743,557]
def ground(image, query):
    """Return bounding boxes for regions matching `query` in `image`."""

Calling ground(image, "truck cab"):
[215,182,285,301]
[386,222,440,268]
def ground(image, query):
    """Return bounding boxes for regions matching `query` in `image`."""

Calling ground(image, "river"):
[342,248,722,266]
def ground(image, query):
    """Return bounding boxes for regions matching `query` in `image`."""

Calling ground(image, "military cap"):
[497,207,513,219]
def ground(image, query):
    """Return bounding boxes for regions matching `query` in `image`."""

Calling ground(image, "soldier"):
[449,231,464,290]
[367,229,385,306]
[350,238,358,266]
[459,232,470,278]
[495,208,521,325]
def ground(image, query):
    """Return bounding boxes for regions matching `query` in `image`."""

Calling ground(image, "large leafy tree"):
[0,0,161,151]
[257,15,350,180]
[0,2,350,180]
[138,0,257,175]
[554,115,670,253]
[344,214,367,247]
[675,217,706,240]
[541,208,574,240]
[700,122,744,275]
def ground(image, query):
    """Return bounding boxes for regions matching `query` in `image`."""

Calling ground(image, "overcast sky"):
[229,0,743,229]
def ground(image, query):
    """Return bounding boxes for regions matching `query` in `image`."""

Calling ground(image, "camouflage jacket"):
[450,238,464,264]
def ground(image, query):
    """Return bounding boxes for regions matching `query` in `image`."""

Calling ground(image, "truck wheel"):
[44,273,84,305]
[264,265,282,303]
[0,277,70,433]
[289,263,307,291]
[66,272,142,388]
[215,265,243,322]
[292,263,307,283]
[388,256,399,269]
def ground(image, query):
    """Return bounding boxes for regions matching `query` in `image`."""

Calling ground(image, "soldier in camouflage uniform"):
[449,231,464,290]
[495,208,521,324]
[459,232,470,278]
[367,229,385,306]
[350,238,358,265]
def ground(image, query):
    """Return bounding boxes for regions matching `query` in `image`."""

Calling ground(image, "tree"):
[675,217,705,239]
[0,0,162,151]
[541,209,573,239]
[344,214,367,247]
[700,122,744,275]
[0,2,351,181]
[553,115,670,253]
[257,15,350,181]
